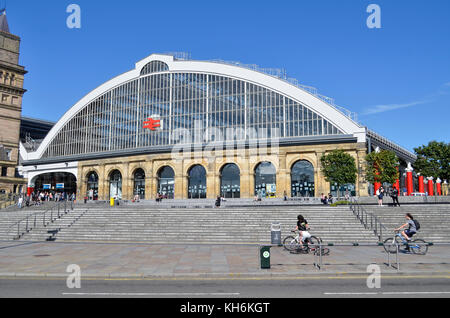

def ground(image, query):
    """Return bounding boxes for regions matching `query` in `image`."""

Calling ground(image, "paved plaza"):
[0,241,449,279]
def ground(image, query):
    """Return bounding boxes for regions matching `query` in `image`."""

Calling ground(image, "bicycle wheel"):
[411,239,428,255]
[383,236,402,254]
[308,236,321,250]
[283,236,298,251]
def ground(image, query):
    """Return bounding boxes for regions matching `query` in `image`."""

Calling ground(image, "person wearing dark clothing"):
[377,187,385,206]
[215,196,221,208]
[391,188,400,207]
[295,215,311,243]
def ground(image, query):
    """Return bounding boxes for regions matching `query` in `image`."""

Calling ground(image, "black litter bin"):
[260,246,271,269]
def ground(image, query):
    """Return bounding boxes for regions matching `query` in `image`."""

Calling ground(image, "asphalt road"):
[1,275,449,298]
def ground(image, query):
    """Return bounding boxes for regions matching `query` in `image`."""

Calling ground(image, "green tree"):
[365,150,399,186]
[320,150,358,198]
[414,141,450,181]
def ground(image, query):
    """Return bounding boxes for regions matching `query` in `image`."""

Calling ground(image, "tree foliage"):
[365,150,399,185]
[321,150,358,196]
[414,141,450,181]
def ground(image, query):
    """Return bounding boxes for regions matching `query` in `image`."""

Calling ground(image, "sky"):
[6,0,450,153]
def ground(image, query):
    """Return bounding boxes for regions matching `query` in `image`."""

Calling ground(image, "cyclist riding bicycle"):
[295,215,311,244]
[395,213,418,251]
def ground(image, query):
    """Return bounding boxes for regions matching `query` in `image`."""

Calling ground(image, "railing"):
[349,197,387,242]
[7,200,74,240]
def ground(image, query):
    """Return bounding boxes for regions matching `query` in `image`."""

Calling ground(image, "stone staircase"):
[0,202,78,241]
[362,204,450,243]
[1,204,379,244]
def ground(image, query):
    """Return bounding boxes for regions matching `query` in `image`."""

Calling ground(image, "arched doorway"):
[133,169,146,199]
[188,165,207,199]
[32,172,77,197]
[157,166,175,199]
[109,170,122,199]
[86,172,98,200]
[291,160,315,197]
[254,162,276,198]
[220,164,240,198]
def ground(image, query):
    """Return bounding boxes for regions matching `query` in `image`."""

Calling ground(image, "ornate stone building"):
[0,11,27,194]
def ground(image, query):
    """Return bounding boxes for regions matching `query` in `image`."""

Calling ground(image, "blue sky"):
[7,0,450,152]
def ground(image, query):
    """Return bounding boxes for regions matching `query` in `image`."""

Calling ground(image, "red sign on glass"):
[143,117,161,131]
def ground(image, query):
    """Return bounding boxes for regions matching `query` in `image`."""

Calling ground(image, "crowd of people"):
[16,191,76,208]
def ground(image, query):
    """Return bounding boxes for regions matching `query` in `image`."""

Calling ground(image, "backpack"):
[413,220,421,231]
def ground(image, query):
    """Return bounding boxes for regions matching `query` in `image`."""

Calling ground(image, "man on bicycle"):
[395,213,417,250]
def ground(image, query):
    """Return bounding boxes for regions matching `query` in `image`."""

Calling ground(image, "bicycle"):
[383,230,428,255]
[283,230,322,254]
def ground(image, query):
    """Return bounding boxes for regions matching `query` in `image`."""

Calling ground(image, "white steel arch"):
[26,54,366,161]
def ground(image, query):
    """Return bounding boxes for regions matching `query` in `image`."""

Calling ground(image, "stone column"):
[122,162,131,200]
[206,161,216,199]
[78,167,86,200]
[239,155,251,199]
[276,153,288,198]
[174,160,185,199]
[315,151,328,198]
[145,161,153,200]
[98,164,107,201]
[356,147,368,197]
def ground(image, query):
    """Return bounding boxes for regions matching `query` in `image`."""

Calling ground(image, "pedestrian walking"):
[377,186,385,206]
[17,196,23,209]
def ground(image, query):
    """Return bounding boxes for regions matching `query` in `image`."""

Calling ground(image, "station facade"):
[19,54,417,200]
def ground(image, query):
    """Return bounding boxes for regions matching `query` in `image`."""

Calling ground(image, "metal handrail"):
[6,200,74,240]
[349,197,387,242]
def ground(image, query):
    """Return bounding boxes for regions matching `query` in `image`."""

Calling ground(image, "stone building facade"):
[75,142,368,201]
[0,12,27,194]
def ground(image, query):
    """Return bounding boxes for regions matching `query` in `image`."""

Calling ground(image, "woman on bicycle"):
[395,213,417,243]
[295,215,311,244]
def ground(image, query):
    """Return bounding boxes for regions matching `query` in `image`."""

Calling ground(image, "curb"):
[1,270,450,280]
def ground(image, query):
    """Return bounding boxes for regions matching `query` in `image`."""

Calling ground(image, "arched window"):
[188,165,207,199]
[133,169,146,199]
[140,61,169,76]
[254,162,276,198]
[86,172,99,200]
[109,170,122,199]
[220,164,240,199]
[157,166,175,199]
[291,160,315,197]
